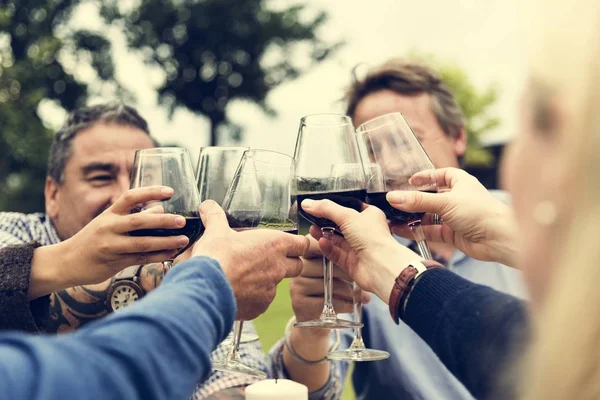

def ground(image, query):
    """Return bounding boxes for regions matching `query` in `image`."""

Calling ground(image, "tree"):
[0,1,115,212]
[100,0,341,146]
[408,53,500,166]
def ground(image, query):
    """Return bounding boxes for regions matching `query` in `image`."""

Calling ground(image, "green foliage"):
[408,53,500,166]
[0,0,116,212]
[100,0,341,145]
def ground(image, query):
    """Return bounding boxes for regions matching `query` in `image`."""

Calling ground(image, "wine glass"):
[196,146,249,205]
[293,113,365,329]
[196,146,259,345]
[325,164,390,362]
[356,112,436,259]
[212,149,297,377]
[129,148,203,272]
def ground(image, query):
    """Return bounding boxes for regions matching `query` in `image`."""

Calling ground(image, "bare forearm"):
[46,263,165,333]
[28,242,76,300]
[282,329,332,392]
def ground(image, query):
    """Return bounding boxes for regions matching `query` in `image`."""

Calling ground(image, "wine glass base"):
[327,348,390,362]
[212,360,267,378]
[294,318,362,329]
[221,333,259,346]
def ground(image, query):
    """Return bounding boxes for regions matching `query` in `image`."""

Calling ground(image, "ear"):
[45,177,60,219]
[452,128,467,157]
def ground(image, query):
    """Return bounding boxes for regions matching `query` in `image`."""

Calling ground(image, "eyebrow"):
[81,163,118,175]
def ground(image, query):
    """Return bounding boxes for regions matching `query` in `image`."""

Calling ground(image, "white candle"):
[245,379,308,400]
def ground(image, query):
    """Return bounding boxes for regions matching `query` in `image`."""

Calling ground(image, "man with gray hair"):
[0,103,266,398]
[268,59,525,399]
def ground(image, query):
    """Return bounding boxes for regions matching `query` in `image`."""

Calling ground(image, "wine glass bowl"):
[356,112,436,259]
[129,148,203,270]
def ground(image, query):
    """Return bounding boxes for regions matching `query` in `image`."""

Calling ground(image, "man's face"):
[45,123,154,240]
[352,89,466,168]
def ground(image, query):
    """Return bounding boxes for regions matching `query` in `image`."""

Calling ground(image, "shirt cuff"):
[0,242,49,333]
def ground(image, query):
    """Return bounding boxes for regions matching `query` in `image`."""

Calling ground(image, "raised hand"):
[192,200,310,320]
[59,186,190,287]
[388,168,519,267]
[301,199,422,304]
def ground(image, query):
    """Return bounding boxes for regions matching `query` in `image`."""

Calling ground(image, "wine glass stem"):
[320,228,337,321]
[351,281,366,350]
[408,220,432,260]
[162,259,174,273]
[227,321,244,362]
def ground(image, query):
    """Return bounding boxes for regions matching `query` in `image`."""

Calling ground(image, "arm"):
[0,256,236,400]
[402,269,528,399]
[268,328,350,400]
[46,263,165,333]
[0,243,51,332]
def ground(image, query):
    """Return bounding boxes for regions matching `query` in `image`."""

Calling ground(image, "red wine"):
[297,188,367,229]
[366,190,435,224]
[129,213,204,257]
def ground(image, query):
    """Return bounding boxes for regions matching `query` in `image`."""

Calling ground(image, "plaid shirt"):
[0,211,267,398]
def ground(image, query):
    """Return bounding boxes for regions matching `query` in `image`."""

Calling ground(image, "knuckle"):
[122,192,135,205]
[129,214,143,229]
[133,238,150,252]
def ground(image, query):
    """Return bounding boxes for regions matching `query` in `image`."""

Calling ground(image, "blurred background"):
[0,1,524,397]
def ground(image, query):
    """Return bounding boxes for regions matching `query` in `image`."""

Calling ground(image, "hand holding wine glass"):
[294,113,367,329]
[356,112,437,260]
[388,168,519,267]
[302,199,424,305]
[129,148,203,272]
[191,199,308,320]
[212,149,300,377]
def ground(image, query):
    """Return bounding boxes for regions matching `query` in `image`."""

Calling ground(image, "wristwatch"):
[106,265,146,312]
[388,260,444,324]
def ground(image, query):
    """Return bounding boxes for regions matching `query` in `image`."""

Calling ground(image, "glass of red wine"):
[293,114,365,329]
[196,146,259,345]
[212,149,297,377]
[129,148,203,272]
[325,163,390,362]
[356,112,436,259]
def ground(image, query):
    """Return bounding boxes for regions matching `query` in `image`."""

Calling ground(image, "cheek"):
[69,186,115,218]
[420,137,459,168]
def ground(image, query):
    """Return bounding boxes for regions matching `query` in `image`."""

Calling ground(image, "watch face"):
[110,282,142,311]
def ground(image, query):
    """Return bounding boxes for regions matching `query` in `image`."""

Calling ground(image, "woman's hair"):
[522,0,600,398]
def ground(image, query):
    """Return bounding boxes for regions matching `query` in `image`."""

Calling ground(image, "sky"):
[43,0,528,164]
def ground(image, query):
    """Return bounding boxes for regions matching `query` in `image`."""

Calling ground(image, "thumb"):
[199,200,229,234]
[386,190,449,215]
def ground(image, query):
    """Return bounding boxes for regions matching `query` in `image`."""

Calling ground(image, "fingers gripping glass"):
[211,149,297,377]
[195,146,258,345]
[325,164,390,361]
[129,148,203,272]
[293,114,365,329]
[356,112,436,260]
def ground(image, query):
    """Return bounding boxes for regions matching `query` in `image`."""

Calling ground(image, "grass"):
[254,278,355,400]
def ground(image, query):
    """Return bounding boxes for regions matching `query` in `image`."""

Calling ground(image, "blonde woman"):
[299,0,600,398]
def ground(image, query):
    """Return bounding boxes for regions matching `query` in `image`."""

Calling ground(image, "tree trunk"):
[210,119,219,146]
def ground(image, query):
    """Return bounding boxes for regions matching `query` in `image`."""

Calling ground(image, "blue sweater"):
[402,269,528,399]
[0,256,236,400]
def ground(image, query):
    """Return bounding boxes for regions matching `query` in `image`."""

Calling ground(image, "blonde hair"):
[522,0,600,399]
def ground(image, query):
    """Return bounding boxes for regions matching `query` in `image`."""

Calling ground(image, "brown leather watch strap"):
[388,260,444,324]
